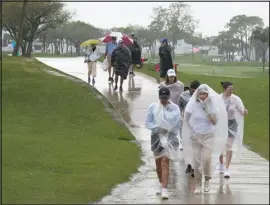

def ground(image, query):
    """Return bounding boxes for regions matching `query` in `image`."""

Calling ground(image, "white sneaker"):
[219,164,225,174]
[161,188,169,199]
[194,185,202,195]
[204,180,210,192]
[224,169,230,178]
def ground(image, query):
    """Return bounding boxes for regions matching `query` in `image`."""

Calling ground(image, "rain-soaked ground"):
[37,57,269,204]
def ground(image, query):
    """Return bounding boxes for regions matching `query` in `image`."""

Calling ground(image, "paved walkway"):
[37,57,269,204]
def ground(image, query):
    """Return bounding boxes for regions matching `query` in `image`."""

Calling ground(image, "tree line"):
[2,1,269,67]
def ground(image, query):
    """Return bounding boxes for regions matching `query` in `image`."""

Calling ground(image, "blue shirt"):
[145,102,181,133]
[106,42,117,56]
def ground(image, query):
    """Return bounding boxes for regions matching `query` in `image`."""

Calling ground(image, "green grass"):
[31,53,79,58]
[148,53,269,68]
[2,57,141,204]
[138,64,269,160]
[176,64,268,78]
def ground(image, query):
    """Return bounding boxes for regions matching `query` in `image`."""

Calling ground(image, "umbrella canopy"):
[100,31,133,45]
[80,39,101,47]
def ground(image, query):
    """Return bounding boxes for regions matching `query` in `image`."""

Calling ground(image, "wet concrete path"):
[37,57,269,204]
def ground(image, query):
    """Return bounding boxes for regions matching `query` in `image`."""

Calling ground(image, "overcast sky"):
[65,2,269,37]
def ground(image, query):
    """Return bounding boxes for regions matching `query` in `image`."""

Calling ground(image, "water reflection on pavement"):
[36,57,269,204]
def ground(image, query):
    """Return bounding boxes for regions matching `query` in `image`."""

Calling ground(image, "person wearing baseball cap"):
[145,87,181,200]
[159,69,184,105]
[159,38,173,83]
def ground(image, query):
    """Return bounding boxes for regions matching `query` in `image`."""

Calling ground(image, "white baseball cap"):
[167,69,176,77]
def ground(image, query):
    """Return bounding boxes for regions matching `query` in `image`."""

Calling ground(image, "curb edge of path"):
[35,58,145,203]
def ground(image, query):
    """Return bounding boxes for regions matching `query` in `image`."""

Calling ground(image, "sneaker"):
[204,180,210,192]
[219,164,225,174]
[114,85,118,91]
[92,78,95,84]
[224,169,230,179]
[194,185,202,195]
[186,165,192,173]
[119,86,123,92]
[161,188,169,199]
[88,77,91,84]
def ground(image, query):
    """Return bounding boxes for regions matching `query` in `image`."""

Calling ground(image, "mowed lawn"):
[138,64,269,160]
[2,57,141,204]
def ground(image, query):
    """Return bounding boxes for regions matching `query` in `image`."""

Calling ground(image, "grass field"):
[2,57,141,204]
[138,63,269,160]
[148,53,269,68]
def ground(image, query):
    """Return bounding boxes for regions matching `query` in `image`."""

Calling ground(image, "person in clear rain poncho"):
[145,87,181,200]
[218,82,248,178]
[179,80,201,176]
[182,84,228,195]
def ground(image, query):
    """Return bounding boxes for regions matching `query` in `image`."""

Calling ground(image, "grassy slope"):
[148,53,269,67]
[138,64,269,160]
[2,57,141,204]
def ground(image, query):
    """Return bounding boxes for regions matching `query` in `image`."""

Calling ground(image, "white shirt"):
[185,100,215,135]
[220,93,244,120]
[85,48,101,62]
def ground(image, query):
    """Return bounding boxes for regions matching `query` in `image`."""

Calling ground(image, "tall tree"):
[252,26,269,72]
[2,1,71,57]
[226,15,264,60]
[149,3,197,59]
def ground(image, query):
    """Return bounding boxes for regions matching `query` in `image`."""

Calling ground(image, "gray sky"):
[65,2,269,37]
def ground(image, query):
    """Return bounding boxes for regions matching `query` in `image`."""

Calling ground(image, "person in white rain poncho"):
[218,82,248,178]
[179,80,201,176]
[182,84,227,195]
[145,87,181,200]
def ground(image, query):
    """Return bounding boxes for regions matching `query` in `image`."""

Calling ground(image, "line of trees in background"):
[2,1,269,69]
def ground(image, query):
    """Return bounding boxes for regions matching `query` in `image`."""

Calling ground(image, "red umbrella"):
[100,31,133,45]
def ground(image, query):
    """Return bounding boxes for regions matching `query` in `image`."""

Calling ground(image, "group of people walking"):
[84,33,142,92]
[145,68,248,199]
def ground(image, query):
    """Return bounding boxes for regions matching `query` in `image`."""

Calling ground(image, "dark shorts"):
[115,68,128,79]
[228,119,238,138]
[151,132,179,155]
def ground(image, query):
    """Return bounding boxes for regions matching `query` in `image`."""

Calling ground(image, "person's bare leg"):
[155,158,162,183]
[119,77,124,91]
[161,157,169,188]
[219,154,224,164]
[114,74,119,90]
[226,151,233,168]
[225,137,234,169]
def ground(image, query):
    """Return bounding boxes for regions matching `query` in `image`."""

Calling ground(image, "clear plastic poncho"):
[145,102,182,160]
[220,93,244,159]
[182,84,228,175]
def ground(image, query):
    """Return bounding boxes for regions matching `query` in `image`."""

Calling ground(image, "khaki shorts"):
[87,61,97,77]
